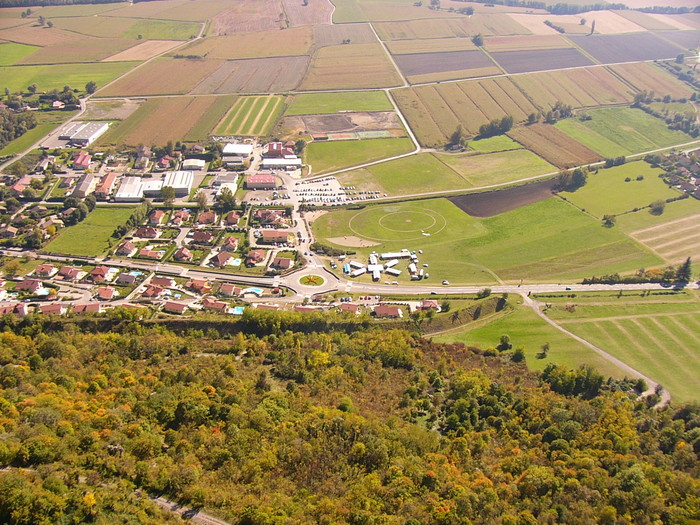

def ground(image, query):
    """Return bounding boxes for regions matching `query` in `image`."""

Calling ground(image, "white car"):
[442,280,450,285]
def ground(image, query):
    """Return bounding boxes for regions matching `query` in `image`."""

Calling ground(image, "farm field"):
[52,16,138,38]
[654,29,700,50]
[568,33,686,64]
[313,22,377,47]
[17,38,137,64]
[491,48,593,74]
[394,49,499,82]
[630,213,700,264]
[547,300,700,403]
[283,0,334,26]
[214,96,283,136]
[616,196,700,233]
[104,0,228,22]
[436,148,556,187]
[0,124,57,155]
[82,99,142,121]
[174,27,313,59]
[609,62,694,100]
[561,161,679,218]
[102,40,182,62]
[554,107,694,158]
[434,303,627,378]
[328,0,367,23]
[30,3,127,17]
[0,42,38,65]
[393,77,540,146]
[208,0,284,34]
[285,91,392,116]
[448,178,555,217]
[335,153,471,196]
[612,9,678,30]
[305,137,414,174]
[313,197,662,284]
[509,124,603,168]
[0,61,135,94]
[301,43,402,90]
[43,207,136,257]
[467,135,523,153]
[98,58,223,96]
[483,34,572,52]
[0,24,82,46]
[191,56,309,94]
[100,95,236,146]
[386,37,477,54]
[373,14,530,40]
[123,19,201,40]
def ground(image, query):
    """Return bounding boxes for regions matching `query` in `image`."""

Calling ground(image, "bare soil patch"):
[328,236,380,247]
[492,48,594,74]
[211,0,284,35]
[83,99,143,120]
[568,33,685,64]
[394,49,495,77]
[103,40,182,62]
[449,178,556,217]
[295,111,402,133]
[313,23,376,47]
[283,0,333,26]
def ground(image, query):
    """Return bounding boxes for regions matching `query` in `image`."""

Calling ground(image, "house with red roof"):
[73,151,91,170]
[34,264,58,278]
[58,266,82,281]
[260,230,290,244]
[173,247,193,262]
[134,226,158,239]
[94,171,117,199]
[97,286,118,301]
[149,209,165,225]
[374,304,403,318]
[163,301,188,315]
[225,211,240,225]
[116,241,137,257]
[88,266,110,283]
[262,142,295,158]
[72,303,101,315]
[219,283,241,297]
[340,303,360,315]
[211,251,233,268]
[203,296,228,312]
[196,211,217,225]
[245,249,266,266]
[142,285,164,299]
[186,279,211,294]
[138,247,162,259]
[41,303,66,316]
[192,231,214,244]
[151,276,175,288]
[16,279,42,293]
[222,236,239,252]
[270,256,293,270]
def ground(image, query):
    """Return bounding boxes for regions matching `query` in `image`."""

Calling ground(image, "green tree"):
[217,186,236,212]
[160,186,176,208]
[27,84,37,95]
[649,200,665,215]
[511,347,525,362]
[471,33,483,46]
[676,53,685,64]
[676,257,692,282]
[195,190,208,210]
[37,15,45,25]
[46,20,53,28]
[85,81,97,94]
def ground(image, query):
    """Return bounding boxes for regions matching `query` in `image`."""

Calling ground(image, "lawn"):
[0,62,136,94]
[285,91,393,116]
[562,161,681,218]
[313,197,662,284]
[0,42,38,65]
[555,107,694,158]
[44,207,136,257]
[306,138,414,174]
[433,302,627,378]
[436,148,556,187]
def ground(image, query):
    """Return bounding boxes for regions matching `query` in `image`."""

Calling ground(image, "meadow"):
[215,96,283,136]
[44,207,136,257]
[305,138,414,174]
[629,212,700,265]
[0,42,38,65]
[0,62,136,94]
[555,107,694,158]
[122,19,201,40]
[562,161,680,218]
[285,91,392,116]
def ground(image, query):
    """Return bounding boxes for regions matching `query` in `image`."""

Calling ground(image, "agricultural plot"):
[612,9,678,30]
[82,99,142,121]
[373,14,530,40]
[313,23,377,47]
[104,0,227,22]
[284,111,403,136]
[103,40,182,62]
[561,161,679,218]
[654,30,700,50]
[566,10,647,34]
[52,16,137,38]
[285,91,392,116]
[300,43,402,90]
[511,67,634,109]
[99,58,223,96]
[0,42,38,65]
[305,137,413,174]
[214,96,283,136]
[175,27,313,59]
[328,0,367,23]
[508,124,602,168]
[0,24,82,46]
[208,0,284,34]
[123,19,201,40]
[313,197,661,284]
[448,178,556,217]
[18,38,137,64]
[191,56,309,94]
[386,37,477,54]
[29,3,126,17]
[568,33,686,64]
[551,302,700,403]
[467,135,523,153]
[394,49,499,83]
[100,95,236,146]
[610,62,695,100]
[631,213,700,264]
[491,48,594,74]
[554,107,694,158]
[44,207,136,257]
[283,0,333,26]
[0,61,135,94]
[484,34,572,52]
[436,148,556,187]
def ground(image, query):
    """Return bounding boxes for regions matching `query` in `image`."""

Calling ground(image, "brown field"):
[104,0,229,22]
[611,9,677,30]
[53,15,135,38]
[511,67,634,109]
[82,99,143,121]
[0,25,81,46]
[283,0,333,26]
[374,14,531,40]
[631,214,700,264]
[358,1,465,22]
[407,66,503,84]
[99,58,224,96]
[209,0,284,35]
[492,47,594,74]
[655,30,700,50]
[313,23,377,47]
[394,76,540,146]
[0,18,29,29]
[100,94,236,146]
[568,33,686,64]
[394,49,495,77]
[103,40,182,62]
[484,34,572,52]
[300,43,402,90]
[191,56,309,94]
[506,13,565,35]
[387,37,477,54]
[18,37,136,64]
[509,124,602,168]
[289,111,403,134]
[610,62,694,100]
[449,178,556,217]
[439,0,548,13]
[174,27,312,59]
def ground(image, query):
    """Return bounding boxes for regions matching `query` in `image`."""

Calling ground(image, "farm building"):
[64,122,110,146]
[262,142,295,158]
[162,171,194,197]
[260,230,290,244]
[261,158,302,171]
[115,177,144,202]
[246,174,277,190]
[182,159,206,171]
[72,174,96,199]
[94,172,118,199]
[223,143,254,158]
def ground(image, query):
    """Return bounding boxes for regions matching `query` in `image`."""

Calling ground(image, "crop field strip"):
[508,124,602,169]
[490,48,594,74]
[567,33,687,64]
[191,56,309,94]
[483,34,573,52]
[611,9,678,30]
[215,96,284,136]
[16,38,138,64]
[393,49,498,80]
[102,40,182,62]
[631,214,700,264]
[653,30,700,51]
[0,42,39,65]
[386,37,477,55]
[313,22,377,48]
[283,0,334,27]
[608,62,694,100]
[373,14,531,41]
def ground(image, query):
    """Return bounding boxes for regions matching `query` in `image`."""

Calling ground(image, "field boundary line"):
[430,152,475,186]
[368,22,408,88]
[650,230,700,251]
[627,318,687,369]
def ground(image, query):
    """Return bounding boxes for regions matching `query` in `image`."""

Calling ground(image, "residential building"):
[58,266,82,281]
[116,241,137,257]
[271,256,293,270]
[219,283,241,297]
[151,276,174,288]
[163,301,188,315]
[116,273,137,285]
[88,266,110,283]
[246,249,266,266]
[203,297,228,312]
[134,226,158,239]
[72,303,101,315]
[142,285,164,298]
[41,303,66,315]
[262,142,295,158]
[34,264,58,278]
[173,247,193,262]
[94,171,118,199]
[186,279,210,293]
[72,151,91,170]
[97,286,118,301]
[374,304,403,318]
[16,279,42,293]
[224,211,240,225]
[196,211,217,225]
[222,236,238,252]
[261,230,290,244]
[138,247,161,259]
[253,208,285,225]
[192,231,214,244]
[340,303,360,315]
[211,251,233,268]
[149,209,165,225]
[0,226,18,238]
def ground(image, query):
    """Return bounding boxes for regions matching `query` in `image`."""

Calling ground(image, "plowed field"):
[174,27,313,59]
[568,33,685,63]
[313,23,377,47]
[191,56,309,94]
[491,48,594,74]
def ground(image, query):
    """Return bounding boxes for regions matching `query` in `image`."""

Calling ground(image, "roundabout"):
[299,274,325,286]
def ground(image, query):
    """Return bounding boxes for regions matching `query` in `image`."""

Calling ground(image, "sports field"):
[214,96,283,136]
[545,297,700,403]
[555,107,694,158]
[0,61,136,94]
[44,207,136,257]
[313,197,662,283]
[306,138,414,174]
[562,161,680,218]
[285,91,392,116]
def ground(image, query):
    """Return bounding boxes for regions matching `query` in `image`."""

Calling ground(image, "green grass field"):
[616,196,700,233]
[466,135,523,154]
[563,161,681,218]
[122,19,200,40]
[555,107,694,158]
[313,197,662,284]
[306,138,414,174]
[0,42,38,66]
[545,298,700,403]
[0,62,136,94]
[44,207,136,257]
[285,91,392,116]
[215,96,283,136]
[436,148,556,187]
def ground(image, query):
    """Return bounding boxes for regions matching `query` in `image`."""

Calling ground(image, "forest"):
[0,311,698,524]
[0,110,37,151]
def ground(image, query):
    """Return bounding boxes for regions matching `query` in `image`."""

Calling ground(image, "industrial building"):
[223,143,254,158]
[182,159,206,171]
[59,122,110,146]
[72,174,96,199]
[260,158,302,171]
[114,177,144,202]
[162,171,194,197]
[246,174,277,190]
